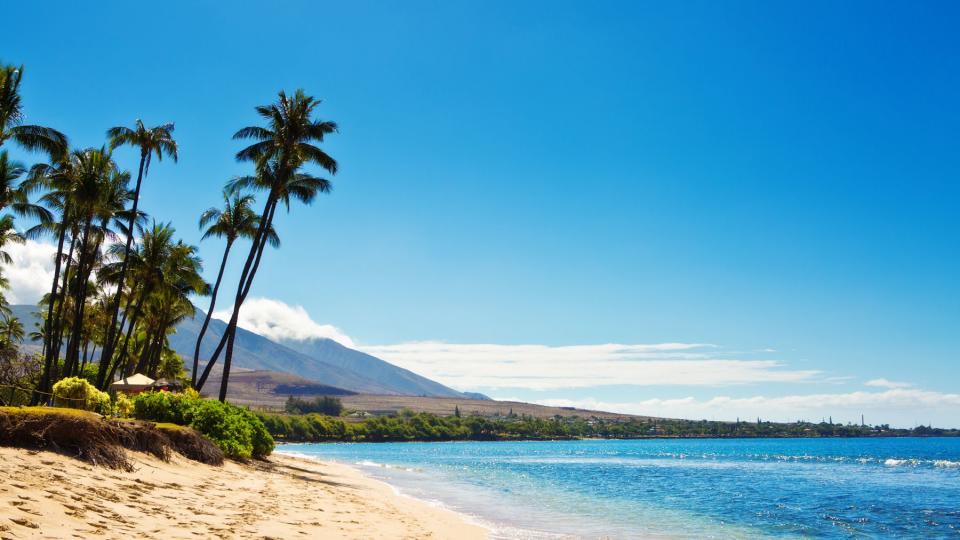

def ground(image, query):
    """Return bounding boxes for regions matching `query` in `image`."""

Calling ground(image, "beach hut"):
[110,373,155,395]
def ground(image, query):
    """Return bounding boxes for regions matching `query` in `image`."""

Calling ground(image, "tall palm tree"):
[24,155,80,399]
[98,120,177,388]
[58,148,126,377]
[0,64,67,159]
[195,90,337,400]
[191,190,276,386]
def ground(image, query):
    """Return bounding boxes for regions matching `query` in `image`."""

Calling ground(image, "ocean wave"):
[355,460,419,472]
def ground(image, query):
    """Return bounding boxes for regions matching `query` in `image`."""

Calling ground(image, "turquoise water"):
[280,438,960,539]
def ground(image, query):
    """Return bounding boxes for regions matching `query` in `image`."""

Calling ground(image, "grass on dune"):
[0,405,101,418]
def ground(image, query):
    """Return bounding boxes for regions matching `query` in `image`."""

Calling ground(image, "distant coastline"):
[256,409,960,444]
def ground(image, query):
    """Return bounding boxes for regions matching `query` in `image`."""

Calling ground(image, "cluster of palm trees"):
[0,61,338,402]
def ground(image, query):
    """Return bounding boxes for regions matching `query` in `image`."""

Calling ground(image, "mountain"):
[168,313,401,394]
[170,311,468,397]
[278,337,465,398]
[10,305,469,398]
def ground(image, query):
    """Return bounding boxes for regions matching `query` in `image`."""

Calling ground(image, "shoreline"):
[0,446,487,539]
[275,449,495,537]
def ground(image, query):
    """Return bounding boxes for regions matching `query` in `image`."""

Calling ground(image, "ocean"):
[279,438,960,539]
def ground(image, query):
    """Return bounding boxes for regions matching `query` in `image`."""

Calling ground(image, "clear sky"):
[4,1,959,426]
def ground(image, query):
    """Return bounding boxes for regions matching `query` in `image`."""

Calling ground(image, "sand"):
[0,447,487,539]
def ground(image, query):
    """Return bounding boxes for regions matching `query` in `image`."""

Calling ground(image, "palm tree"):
[24,155,79,399]
[191,190,275,386]
[101,227,206,382]
[138,241,206,378]
[0,314,23,344]
[196,90,337,400]
[58,148,127,378]
[0,215,16,316]
[0,214,23,265]
[98,120,177,388]
[0,150,51,224]
[0,64,67,159]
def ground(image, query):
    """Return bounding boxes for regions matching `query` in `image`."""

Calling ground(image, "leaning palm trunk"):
[192,240,232,386]
[196,196,276,393]
[217,198,278,400]
[96,154,146,388]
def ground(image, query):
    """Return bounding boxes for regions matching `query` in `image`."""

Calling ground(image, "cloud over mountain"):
[213,297,355,347]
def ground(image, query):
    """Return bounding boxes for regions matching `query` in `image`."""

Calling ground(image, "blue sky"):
[4,1,959,425]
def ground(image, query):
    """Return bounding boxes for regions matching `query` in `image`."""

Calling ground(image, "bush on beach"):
[132,391,274,459]
[51,377,112,415]
[114,393,134,417]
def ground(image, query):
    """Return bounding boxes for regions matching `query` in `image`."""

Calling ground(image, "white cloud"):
[2,239,57,304]
[213,297,355,347]
[525,388,960,427]
[358,341,820,390]
[864,378,913,389]
[210,298,821,391]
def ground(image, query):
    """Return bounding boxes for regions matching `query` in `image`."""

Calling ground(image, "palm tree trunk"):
[113,291,148,380]
[40,224,67,358]
[218,198,278,401]
[64,218,93,376]
[68,235,103,378]
[196,195,276,392]
[113,288,138,354]
[135,326,157,375]
[192,240,232,387]
[147,330,165,378]
[33,224,68,404]
[97,152,146,389]
[80,339,90,374]
[50,230,78,382]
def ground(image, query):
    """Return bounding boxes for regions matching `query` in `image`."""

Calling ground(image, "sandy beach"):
[0,447,487,539]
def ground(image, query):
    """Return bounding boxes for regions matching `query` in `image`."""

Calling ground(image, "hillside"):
[279,337,464,398]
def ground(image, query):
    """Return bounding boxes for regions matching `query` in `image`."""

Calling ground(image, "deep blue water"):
[280,438,960,539]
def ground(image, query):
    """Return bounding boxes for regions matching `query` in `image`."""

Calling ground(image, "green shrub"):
[240,408,275,458]
[52,377,111,415]
[184,400,254,459]
[114,393,134,417]
[131,391,273,459]
[133,391,198,424]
